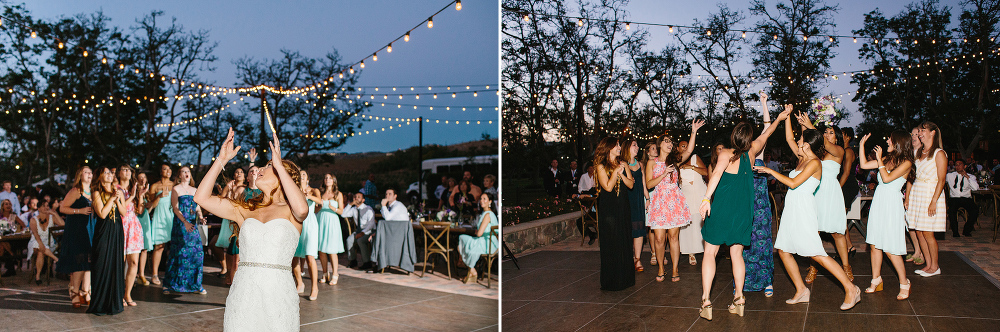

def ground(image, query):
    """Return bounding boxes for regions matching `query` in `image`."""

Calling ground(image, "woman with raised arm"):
[795,114,853,282]
[697,105,791,321]
[858,131,913,300]
[908,121,947,277]
[594,136,635,291]
[646,119,704,283]
[194,129,308,331]
[754,116,860,312]
[839,128,859,258]
[163,166,206,295]
[293,170,321,301]
[57,166,94,308]
[146,164,175,285]
[87,167,126,316]
[744,93,776,297]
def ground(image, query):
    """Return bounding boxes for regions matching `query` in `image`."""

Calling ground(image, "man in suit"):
[946,159,979,237]
[541,159,562,197]
[564,161,582,195]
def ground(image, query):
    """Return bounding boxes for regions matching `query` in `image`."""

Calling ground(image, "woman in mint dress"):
[163,168,205,294]
[754,121,860,312]
[147,164,174,285]
[698,107,790,321]
[316,174,345,285]
[459,193,499,284]
[214,167,245,279]
[858,131,913,301]
[796,115,851,282]
[294,170,321,300]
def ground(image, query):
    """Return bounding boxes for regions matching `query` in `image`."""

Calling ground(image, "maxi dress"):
[163,195,204,293]
[598,169,634,291]
[458,211,499,268]
[743,159,775,291]
[87,192,125,316]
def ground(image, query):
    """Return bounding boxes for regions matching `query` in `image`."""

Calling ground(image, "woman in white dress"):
[676,140,707,266]
[28,200,64,284]
[907,121,947,277]
[194,129,309,332]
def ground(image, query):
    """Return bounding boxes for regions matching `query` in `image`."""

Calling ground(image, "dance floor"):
[502,250,1000,332]
[0,271,498,331]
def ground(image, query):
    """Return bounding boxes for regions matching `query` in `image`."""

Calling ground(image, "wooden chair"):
[477,225,499,288]
[419,221,452,279]
[578,197,598,246]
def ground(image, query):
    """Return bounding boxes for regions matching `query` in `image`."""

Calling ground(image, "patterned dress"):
[646,160,690,230]
[743,159,775,291]
[164,195,204,293]
[116,184,144,255]
[907,149,947,232]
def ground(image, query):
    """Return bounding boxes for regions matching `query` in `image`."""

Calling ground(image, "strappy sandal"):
[138,275,150,286]
[328,273,339,285]
[319,272,328,284]
[151,275,162,285]
[688,254,697,265]
[764,285,774,297]
[69,288,81,308]
[79,290,90,306]
[804,265,818,284]
[699,298,713,321]
[913,256,925,265]
[844,264,854,282]
[865,276,883,293]
[897,280,911,300]
[728,296,746,317]
[634,258,643,272]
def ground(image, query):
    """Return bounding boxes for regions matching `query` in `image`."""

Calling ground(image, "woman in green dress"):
[697,105,792,321]
[146,164,174,285]
[459,193,499,284]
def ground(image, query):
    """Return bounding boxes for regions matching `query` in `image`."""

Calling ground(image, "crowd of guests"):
[434,171,498,216]
[585,93,981,321]
[0,152,501,315]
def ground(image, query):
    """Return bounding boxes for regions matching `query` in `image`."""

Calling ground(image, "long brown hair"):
[228,160,301,211]
[593,136,621,172]
[641,142,657,167]
[91,167,115,196]
[730,122,754,162]
[658,135,683,166]
[884,130,916,182]
[116,164,137,191]
[72,166,92,192]
[321,173,339,197]
[619,136,637,165]
[916,121,944,160]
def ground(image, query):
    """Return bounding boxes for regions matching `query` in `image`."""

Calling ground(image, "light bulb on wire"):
[427,17,433,28]
[405,32,410,42]
[456,0,461,11]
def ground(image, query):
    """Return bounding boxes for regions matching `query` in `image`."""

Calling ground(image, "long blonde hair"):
[916,121,945,160]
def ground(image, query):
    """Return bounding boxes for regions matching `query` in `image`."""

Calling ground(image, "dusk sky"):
[553,0,967,128]
[24,0,499,155]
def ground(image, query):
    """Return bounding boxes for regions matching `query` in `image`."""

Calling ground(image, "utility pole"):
[418,116,423,206]
[258,90,269,166]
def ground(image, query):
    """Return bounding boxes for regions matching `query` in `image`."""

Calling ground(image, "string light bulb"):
[360,60,365,68]
[524,15,530,22]
[427,17,433,28]
[387,43,392,53]
[58,42,64,49]
[455,0,461,10]
[31,31,37,38]
[405,32,410,42]
[668,26,673,33]
[577,18,583,26]
[625,22,630,30]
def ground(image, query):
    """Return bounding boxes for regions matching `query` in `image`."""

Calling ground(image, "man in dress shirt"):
[0,181,20,219]
[541,159,563,197]
[381,189,409,221]
[946,159,979,237]
[344,192,377,270]
[577,164,596,197]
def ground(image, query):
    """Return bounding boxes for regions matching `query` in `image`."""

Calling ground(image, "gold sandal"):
[728,296,746,317]
[699,298,713,321]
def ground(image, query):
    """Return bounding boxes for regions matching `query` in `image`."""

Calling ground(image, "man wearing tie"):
[946,159,979,237]
[564,161,581,195]
[542,159,563,197]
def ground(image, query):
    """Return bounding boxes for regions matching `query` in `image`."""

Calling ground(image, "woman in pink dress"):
[116,165,147,306]
[646,119,704,282]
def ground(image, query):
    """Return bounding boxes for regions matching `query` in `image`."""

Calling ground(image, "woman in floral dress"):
[163,167,206,294]
[116,165,147,306]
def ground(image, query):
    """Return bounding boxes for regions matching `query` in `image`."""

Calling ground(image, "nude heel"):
[865,276,883,293]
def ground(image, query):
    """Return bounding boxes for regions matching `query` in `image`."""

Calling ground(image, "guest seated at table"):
[435,176,450,210]
[458,193,499,284]
[372,188,412,273]
[577,163,596,197]
[343,192,376,270]
[382,189,409,221]
[19,196,39,230]
[946,159,979,237]
[1,199,24,277]
[449,181,478,216]
[483,175,498,197]
[28,200,64,284]
[461,171,483,202]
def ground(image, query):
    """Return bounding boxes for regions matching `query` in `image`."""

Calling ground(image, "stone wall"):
[502,211,583,255]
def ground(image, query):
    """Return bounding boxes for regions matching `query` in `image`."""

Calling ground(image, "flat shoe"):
[920,268,941,277]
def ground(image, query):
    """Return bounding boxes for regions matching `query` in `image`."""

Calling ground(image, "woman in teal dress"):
[163,167,206,294]
[214,167,245,279]
[459,193,499,284]
[754,120,860,312]
[294,170,321,300]
[698,106,791,321]
[316,174,345,285]
[858,131,913,301]
[147,164,174,285]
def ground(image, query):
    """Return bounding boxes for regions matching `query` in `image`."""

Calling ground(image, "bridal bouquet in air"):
[810,95,841,126]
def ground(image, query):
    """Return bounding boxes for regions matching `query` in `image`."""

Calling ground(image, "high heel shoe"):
[840,285,861,311]
[699,298,713,321]
[69,288,81,308]
[138,275,150,286]
[318,272,328,284]
[848,246,857,258]
[634,258,643,272]
[728,296,746,317]
[328,273,339,285]
[865,276,883,293]
[804,266,818,284]
[688,254,697,266]
[79,290,91,306]
[844,264,854,282]
[785,289,811,304]
[897,280,911,300]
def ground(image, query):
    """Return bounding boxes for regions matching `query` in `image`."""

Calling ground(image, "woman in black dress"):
[57,166,94,308]
[594,136,635,291]
[88,167,126,315]
[840,128,860,256]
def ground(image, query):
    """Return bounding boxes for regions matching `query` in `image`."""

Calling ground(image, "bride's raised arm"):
[269,133,308,222]
[194,128,244,223]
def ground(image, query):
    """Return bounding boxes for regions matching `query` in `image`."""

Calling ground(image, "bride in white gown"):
[194,129,309,332]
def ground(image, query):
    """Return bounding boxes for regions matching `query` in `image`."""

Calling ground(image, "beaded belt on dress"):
[238,261,292,271]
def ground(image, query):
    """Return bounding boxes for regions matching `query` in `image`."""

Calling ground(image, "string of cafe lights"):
[0,1,465,95]
[300,121,413,139]
[155,98,245,128]
[508,7,997,45]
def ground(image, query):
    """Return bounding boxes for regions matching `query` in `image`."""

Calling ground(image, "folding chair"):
[578,197,598,246]
[477,225,499,288]
[419,221,452,279]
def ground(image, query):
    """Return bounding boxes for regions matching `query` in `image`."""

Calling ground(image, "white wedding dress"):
[224,218,300,331]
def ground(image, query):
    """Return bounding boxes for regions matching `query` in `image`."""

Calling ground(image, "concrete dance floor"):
[0,270,498,331]
[502,250,1000,332]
